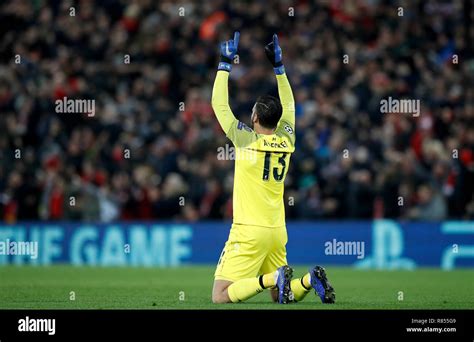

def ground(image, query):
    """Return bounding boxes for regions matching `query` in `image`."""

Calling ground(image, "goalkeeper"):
[211,31,336,304]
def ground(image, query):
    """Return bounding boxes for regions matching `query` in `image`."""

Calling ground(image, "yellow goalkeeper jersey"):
[211,71,295,227]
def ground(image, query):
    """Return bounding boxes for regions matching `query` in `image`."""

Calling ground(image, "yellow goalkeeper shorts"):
[214,223,288,282]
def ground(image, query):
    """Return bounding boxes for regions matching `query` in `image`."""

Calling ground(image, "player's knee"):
[212,292,230,304]
[212,280,233,303]
[211,296,223,304]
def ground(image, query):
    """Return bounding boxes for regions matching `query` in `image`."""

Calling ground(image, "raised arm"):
[265,34,295,128]
[276,73,295,127]
[211,32,240,134]
[212,71,236,134]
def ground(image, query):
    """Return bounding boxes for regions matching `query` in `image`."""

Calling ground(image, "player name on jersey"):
[263,139,288,149]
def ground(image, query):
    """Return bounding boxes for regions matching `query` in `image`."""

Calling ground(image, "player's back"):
[230,121,295,228]
[211,70,295,228]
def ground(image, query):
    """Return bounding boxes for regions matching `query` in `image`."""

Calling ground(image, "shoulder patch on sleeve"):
[237,121,253,132]
[284,124,294,134]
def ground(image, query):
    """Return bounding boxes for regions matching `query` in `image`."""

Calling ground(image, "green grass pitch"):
[0,266,473,309]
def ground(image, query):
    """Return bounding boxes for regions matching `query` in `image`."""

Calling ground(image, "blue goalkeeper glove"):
[265,34,285,75]
[218,31,240,72]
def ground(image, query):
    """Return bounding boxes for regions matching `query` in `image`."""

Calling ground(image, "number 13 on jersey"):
[262,152,288,182]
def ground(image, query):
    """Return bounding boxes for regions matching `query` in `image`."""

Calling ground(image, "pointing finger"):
[233,31,240,49]
[273,33,279,47]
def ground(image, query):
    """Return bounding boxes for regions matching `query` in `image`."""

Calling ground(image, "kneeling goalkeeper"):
[211,32,335,304]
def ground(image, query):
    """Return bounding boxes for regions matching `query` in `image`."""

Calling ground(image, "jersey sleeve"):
[275,73,296,145]
[211,70,256,148]
[211,70,238,135]
[226,120,257,148]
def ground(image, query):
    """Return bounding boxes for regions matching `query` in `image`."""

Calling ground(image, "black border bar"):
[0,309,472,340]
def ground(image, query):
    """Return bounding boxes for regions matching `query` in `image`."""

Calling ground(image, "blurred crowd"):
[0,0,473,223]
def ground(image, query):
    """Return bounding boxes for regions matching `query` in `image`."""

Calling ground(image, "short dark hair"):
[254,95,282,129]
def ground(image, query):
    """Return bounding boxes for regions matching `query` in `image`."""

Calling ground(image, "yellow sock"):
[227,278,265,303]
[262,271,277,288]
[227,272,277,303]
[291,274,311,302]
[302,273,311,288]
